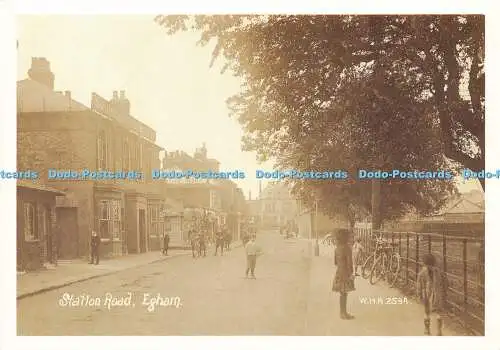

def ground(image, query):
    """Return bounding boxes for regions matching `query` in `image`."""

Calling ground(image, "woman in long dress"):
[332,228,355,320]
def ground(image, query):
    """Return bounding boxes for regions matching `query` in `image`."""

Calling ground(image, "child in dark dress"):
[332,228,355,320]
[417,253,447,335]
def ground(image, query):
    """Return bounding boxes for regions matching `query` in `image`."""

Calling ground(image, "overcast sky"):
[16,14,482,197]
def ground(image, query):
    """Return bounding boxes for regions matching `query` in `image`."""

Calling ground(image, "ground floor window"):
[23,202,38,241]
[98,199,122,240]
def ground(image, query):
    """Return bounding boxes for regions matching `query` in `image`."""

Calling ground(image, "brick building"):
[17,57,164,260]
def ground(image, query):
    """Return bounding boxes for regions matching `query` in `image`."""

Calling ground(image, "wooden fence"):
[355,228,484,335]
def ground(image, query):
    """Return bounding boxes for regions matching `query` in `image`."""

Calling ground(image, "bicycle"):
[360,234,386,279]
[369,240,401,287]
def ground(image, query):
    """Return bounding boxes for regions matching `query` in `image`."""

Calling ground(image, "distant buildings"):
[162,146,246,243]
[247,182,298,229]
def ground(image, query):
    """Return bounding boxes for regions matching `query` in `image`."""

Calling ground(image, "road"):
[17,232,312,335]
[17,231,463,336]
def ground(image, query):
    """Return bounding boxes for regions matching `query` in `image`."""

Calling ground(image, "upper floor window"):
[97,130,108,170]
[123,139,130,171]
[139,143,143,170]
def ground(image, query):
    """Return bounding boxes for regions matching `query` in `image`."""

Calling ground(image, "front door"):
[139,209,146,253]
[56,207,79,259]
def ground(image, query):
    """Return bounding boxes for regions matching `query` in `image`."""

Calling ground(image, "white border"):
[2,1,499,349]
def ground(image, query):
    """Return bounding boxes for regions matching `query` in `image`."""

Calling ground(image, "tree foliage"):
[155,15,484,223]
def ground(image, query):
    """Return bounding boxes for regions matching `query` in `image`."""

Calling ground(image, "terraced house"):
[17,57,165,263]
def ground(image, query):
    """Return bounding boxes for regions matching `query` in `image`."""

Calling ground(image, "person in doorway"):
[89,230,101,265]
[352,238,364,276]
[245,235,262,278]
[417,253,447,336]
[163,232,170,256]
[214,229,225,256]
[331,228,355,320]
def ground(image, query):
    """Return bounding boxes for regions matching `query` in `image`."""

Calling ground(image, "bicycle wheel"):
[361,254,375,279]
[387,253,401,288]
[369,254,386,285]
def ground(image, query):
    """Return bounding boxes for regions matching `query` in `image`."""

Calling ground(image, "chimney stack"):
[28,57,55,90]
[112,90,130,116]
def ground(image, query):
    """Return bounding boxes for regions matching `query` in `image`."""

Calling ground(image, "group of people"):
[331,228,447,335]
[187,225,232,258]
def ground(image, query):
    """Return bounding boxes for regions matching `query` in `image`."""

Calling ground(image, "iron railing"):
[355,228,484,335]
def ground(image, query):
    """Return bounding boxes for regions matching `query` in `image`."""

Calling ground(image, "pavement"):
[16,233,466,336]
[17,250,190,299]
[305,244,462,336]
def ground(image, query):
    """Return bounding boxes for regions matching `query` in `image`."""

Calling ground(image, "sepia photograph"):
[13,13,486,338]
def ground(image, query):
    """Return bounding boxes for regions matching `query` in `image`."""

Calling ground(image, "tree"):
[155,15,482,223]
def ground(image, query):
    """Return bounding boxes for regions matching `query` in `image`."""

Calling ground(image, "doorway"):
[138,209,146,253]
[55,207,79,259]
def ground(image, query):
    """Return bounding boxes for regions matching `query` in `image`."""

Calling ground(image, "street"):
[17,231,461,336]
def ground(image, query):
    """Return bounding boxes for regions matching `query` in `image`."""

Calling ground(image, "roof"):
[446,198,484,214]
[17,79,88,112]
[17,180,66,195]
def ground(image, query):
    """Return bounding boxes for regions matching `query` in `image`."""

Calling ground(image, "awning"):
[17,180,66,195]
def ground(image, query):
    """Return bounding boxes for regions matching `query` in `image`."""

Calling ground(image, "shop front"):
[17,181,64,271]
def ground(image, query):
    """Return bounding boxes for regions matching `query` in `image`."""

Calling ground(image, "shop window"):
[99,199,122,240]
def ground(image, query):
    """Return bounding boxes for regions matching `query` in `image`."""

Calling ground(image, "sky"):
[16,14,482,198]
[16,14,275,199]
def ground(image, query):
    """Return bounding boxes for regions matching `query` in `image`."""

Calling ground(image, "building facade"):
[253,182,298,229]
[17,57,164,260]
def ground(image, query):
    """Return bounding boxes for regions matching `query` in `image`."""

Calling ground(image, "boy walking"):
[245,235,261,279]
[417,253,448,336]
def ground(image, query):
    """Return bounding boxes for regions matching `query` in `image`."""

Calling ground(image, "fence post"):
[406,232,409,286]
[463,239,468,330]
[479,239,485,305]
[442,233,447,308]
[415,234,420,283]
[398,232,402,257]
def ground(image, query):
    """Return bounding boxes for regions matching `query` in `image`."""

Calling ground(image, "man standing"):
[224,226,232,251]
[199,232,207,257]
[214,228,225,256]
[245,235,262,279]
[163,232,170,256]
[89,230,100,265]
